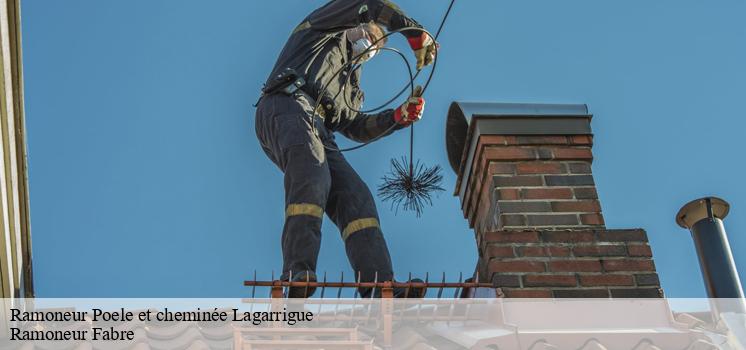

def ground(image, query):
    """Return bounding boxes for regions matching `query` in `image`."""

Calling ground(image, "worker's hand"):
[394,85,425,126]
[408,33,438,70]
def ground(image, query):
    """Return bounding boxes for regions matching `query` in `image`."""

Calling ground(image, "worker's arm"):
[309,0,437,70]
[308,0,423,39]
[337,87,425,143]
[337,109,400,143]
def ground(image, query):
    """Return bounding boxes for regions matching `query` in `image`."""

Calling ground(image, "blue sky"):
[23,0,745,297]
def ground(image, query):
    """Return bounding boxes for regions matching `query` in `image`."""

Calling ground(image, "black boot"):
[358,278,427,298]
[394,278,426,298]
[287,271,317,298]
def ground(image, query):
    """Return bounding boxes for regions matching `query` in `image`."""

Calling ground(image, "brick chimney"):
[446,102,663,298]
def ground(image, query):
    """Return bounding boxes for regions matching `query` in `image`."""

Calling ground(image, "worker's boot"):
[287,271,317,298]
[394,278,426,298]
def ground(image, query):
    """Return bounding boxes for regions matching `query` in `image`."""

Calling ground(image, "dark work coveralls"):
[254,0,423,285]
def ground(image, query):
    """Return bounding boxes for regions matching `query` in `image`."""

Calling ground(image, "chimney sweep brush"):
[378,125,444,217]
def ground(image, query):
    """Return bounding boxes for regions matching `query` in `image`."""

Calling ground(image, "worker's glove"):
[394,85,425,126]
[408,33,438,70]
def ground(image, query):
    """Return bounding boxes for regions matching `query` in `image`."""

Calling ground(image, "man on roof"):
[254,0,437,298]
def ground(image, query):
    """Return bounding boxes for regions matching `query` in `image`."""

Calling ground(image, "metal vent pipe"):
[677,197,744,314]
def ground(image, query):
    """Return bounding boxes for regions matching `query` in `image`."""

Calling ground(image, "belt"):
[294,88,333,119]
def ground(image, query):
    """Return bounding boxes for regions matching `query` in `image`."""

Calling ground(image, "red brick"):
[486,245,515,258]
[598,229,648,242]
[551,200,601,213]
[527,214,579,226]
[498,201,551,213]
[635,274,661,286]
[497,188,519,200]
[602,259,655,272]
[545,175,594,186]
[573,245,627,257]
[483,231,540,243]
[549,260,602,272]
[580,213,605,225]
[573,187,598,199]
[570,135,593,145]
[489,260,546,273]
[548,147,593,160]
[514,136,570,145]
[568,162,592,174]
[523,274,577,287]
[516,162,565,175]
[479,135,511,146]
[553,289,609,298]
[517,246,571,257]
[492,274,521,288]
[610,288,663,298]
[540,230,595,243]
[493,175,544,187]
[488,162,516,175]
[499,214,526,227]
[503,289,552,298]
[475,198,492,230]
[521,188,573,200]
[483,146,536,161]
[628,244,653,257]
[579,274,634,286]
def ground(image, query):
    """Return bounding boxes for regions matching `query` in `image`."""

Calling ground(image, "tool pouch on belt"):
[262,68,306,96]
[316,95,337,120]
[262,68,337,120]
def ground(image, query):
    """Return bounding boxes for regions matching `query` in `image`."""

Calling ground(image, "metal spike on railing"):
[365,272,379,322]
[453,272,463,298]
[350,271,362,327]
[251,270,257,298]
[337,272,345,299]
[318,271,327,316]
[424,272,429,287]
[416,272,429,319]
[320,271,327,298]
[304,271,311,299]
[448,272,464,326]
[405,272,412,299]
[435,272,446,317]
[333,271,343,318]
[284,270,289,298]
[353,271,362,299]
[248,270,257,315]
[370,271,379,299]
[270,270,275,298]
[437,272,446,299]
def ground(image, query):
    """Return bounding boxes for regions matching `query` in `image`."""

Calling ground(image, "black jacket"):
[265,0,423,143]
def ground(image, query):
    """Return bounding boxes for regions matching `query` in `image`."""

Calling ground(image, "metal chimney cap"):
[676,196,730,229]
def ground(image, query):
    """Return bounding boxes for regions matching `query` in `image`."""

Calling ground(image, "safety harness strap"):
[342,218,380,240]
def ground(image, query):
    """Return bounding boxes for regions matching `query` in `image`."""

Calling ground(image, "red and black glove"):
[394,85,425,127]
[407,33,438,70]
